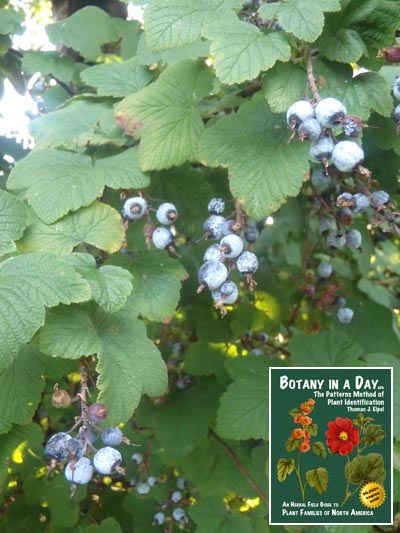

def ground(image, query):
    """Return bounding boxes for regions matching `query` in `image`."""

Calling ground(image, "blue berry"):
[219,234,244,259]
[64,457,93,485]
[345,229,362,249]
[315,98,347,128]
[101,427,123,446]
[207,198,225,214]
[211,280,238,306]
[236,251,258,274]
[286,100,314,129]
[131,452,143,465]
[152,227,174,249]
[371,190,390,206]
[44,432,71,461]
[153,512,165,525]
[317,262,333,278]
[353,193,370,213]
[93,446,122,475]
[122,197,147,220]
[171,490,182,503]
[337,307,354,324]
[156,202,178,225]
[87,402,108,423]
[136,481,151,495]
[64,438,85,462]
[197,260,228,291]
[203,244,222,262]
[310,136,335,162]
[298,118,321,141]
[172,507,188,524]
[203,215,226,239]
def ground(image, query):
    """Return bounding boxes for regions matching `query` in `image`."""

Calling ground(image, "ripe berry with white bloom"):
[197,260,228,291]
[203,244,222,262]
[122,197,147,220]
[93,447,122,475]
[326,231,346,249]
[211,280,239,305]
[64,438,84,462]
[136,481,151,495]
[45,432,71,461]
[131,452,143,465]
[152,227,174,249]
[353,193,370,213]
[64,457,93,485]
[153,512,165,525]
[332,141,364,172]
[171,490,182,503]
[393,77,400,100]
[286,100,314,129]
[298,118,321,141]
[371,190,390,206]
[203,215,226,240]
[220,234,244,259]
[236,251,258,274]
[207,198,225,214]
[317,262,333,278]
[101,427,123,446]
[172,507,188,524]
[337,307,354,324]
[147,476,157,487]
[156,202,178,225]
[345,229,362,249]
[315,98,347,128]
[310,136,335,162]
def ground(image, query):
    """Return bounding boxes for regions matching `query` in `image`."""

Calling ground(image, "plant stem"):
[209,428,269,509]
[295,449,306,501]
[306,48,321,102]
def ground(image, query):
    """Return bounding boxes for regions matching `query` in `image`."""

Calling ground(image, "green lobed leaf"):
[80,58,153,97]
[0,189,31,256]
[198,95,310,219]
[184,341,228,379]
[264,62,307,113]
[115,59,213,171]
[109,250,187,322]
[216,356,269,440]
[136,378,222,459]
[315,60,393,120]
[18,202,125,255]
[46,6,119,61]
[306,467,329,494]
[312,441,327,458]
[277,457,295,481]
[143,0,240,52]
[0,253,91,372]
[290,330,364,366]
[318,28,368,63]
[259,0,341,43]
[40,305,167,424]
[0,425,31,484]
[27,98,123,149]
[66,253,132,313]
[345,453,386,485]
[136,33,210,65]
[8,147,149,224]
[21,51,75,84]
[203,20,291,85]
[0,345,45,434]
[361,424,386,447]
[0,8,24,35]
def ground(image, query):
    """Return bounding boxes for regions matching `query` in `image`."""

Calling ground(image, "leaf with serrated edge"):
[109,251,187,322]
[277,458,295,481]
[0,253,91,371]
[27,99,122,149]
[203,20,290,85]
[264,62,307,113]
[0,345,45,434]
[64,253,132,314]
[318,28,368,63]
[143,0,240,52]
[290,331,363,366]
[115,59,213,171]
[80,58,153,97]
[46,6,119,61]
[306,467,329,494]
[18,202,125,255]
[8,148,149,224]
[40,305,167,424]
[198,95,309,219]
[22,51,75,84]
[216,357,269,440]
[0,8,24,35]
[259,0,341,43]
[0,190,31,256]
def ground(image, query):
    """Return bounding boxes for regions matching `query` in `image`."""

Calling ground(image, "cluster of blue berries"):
[198,199,259,315]
[287,97,365,174]
[44,402,130,494]
[122,195,178,251]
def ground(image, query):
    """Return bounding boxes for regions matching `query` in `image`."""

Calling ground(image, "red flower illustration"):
[326,417,360,455]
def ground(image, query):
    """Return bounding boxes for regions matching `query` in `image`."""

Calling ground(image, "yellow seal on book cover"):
[359,481,385,509]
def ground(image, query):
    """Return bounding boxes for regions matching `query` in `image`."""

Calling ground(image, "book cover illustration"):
[269,367,392,525]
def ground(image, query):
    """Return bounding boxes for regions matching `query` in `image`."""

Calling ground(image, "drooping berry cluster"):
[287,97,365,174]
[44,399,130,494]
[198,199,259,315]
[121,195,178,252]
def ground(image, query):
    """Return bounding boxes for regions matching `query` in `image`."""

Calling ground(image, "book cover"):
[269,367,393,525]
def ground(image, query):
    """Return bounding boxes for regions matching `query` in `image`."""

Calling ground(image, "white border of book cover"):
[269,367,393,526]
